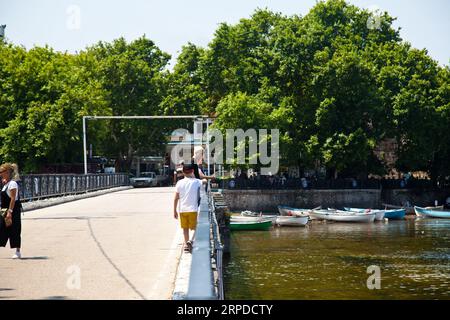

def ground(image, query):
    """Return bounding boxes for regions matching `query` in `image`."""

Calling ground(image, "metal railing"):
[210,194,225,300]
[16,173,129,201]
[216,177,447,190]
[186,181,224,300]
[217,177,381,190]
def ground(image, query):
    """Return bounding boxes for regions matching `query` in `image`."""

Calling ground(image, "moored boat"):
[277,205,320,216]
[344,207,385,221]
[414,206,450,219]
[240,210,260,217]
[275,215,309,227]
[373,210,385,221]
[382,203,414,214]
[230,220,273,231]
[310,209,376,223]
[383,209,405,220]
[424,205,444,210]
[231,214,277,224]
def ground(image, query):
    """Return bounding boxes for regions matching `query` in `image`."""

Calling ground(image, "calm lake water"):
[224,217,450,299]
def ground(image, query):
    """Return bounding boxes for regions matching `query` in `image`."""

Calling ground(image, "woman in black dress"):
[0,163,22,259]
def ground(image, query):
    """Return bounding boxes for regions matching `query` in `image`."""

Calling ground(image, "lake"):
[224,217,450,299]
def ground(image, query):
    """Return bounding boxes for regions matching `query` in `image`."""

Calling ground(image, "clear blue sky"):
[1,0,449,68]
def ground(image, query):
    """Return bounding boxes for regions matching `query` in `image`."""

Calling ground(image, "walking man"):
[173,163,202,253]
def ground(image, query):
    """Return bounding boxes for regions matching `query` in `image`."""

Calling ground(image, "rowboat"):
[424,205,444,210]
[275,215,309,227]
[414,206,450,219]
[382,203,414,214]
[230,220,273,231]
[230,214,277,224]
[383,209,405,220]
[277,205,320,216]
[344,207,385,221]
[278,205,304,216]
[310,209,376,223]
[240,210,260,217]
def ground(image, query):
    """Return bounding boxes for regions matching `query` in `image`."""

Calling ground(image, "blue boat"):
[383,208,406,220]
[414,206,450,219]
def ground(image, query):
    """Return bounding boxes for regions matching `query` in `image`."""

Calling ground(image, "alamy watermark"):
[66,4,81,30]
[66,265,81,290]
[171,128,279,175]
[366,265,381,290]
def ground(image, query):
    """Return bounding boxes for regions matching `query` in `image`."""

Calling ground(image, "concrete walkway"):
[0,187,184,300]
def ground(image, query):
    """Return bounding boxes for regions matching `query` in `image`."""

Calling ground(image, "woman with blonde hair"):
[0,163,22,259]
[192,146,214,180]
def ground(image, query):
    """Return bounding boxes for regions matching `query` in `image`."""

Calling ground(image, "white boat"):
[277,205,320,216]
[344,207,385,221]
[373,210,385,221]
[231,214,277,224]
[310,209,376,223]
[240,210,260,217]
[275,215,309,227]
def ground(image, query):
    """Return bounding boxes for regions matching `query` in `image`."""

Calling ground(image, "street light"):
[0,25,6,38]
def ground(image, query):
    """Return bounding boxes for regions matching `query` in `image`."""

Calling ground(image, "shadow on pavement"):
[24,216,116,221]
[42,296,69,300]
[19,256,49,260]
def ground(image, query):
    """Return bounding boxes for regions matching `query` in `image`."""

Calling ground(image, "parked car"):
[130,172,158,188]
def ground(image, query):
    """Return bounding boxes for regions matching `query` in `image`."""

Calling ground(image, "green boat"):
[230,220,272,231]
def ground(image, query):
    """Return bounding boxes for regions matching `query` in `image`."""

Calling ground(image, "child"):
[173,164,202,253]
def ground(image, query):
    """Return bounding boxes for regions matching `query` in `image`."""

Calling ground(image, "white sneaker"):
[12,252,21,259]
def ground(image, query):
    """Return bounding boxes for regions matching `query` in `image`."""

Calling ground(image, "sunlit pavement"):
[0,187,183,300]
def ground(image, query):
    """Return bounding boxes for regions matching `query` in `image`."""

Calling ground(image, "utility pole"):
[82,115,211,175]
[0,25,6,39]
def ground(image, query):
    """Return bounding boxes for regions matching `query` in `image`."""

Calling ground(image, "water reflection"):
[224,218,450,299]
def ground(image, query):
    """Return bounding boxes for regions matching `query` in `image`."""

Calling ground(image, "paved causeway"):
[0,187,183,300]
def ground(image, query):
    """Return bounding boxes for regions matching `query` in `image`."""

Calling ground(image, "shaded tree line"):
[0,0,449,183]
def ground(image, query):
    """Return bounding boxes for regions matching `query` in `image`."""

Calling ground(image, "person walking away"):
[0,163,22,259]
[173,164,202,253]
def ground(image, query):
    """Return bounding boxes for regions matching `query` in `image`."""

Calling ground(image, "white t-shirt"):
[2,180,19,199]
[175,177,202,213]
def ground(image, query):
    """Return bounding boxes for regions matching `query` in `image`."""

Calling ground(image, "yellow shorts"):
[180,212,198,230]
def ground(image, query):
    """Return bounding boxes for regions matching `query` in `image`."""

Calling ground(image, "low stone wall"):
[222,188,450,212]
[381,188,450,207]
[222,189,381,212]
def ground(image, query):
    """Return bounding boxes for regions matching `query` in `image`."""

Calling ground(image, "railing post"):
[83,116,88,175]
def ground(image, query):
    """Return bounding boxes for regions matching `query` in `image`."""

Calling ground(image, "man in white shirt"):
[173,164,202,253]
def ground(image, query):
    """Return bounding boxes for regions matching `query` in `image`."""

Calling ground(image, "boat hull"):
[344,208,385,221]
[382,203,414,214]
[230,220,273,231]
[384,209,405,220]
[231,215,277,224]
[414,206,450,219]
[374,211,385,221]
[311,210,375,223]
[278,205,317,216]
[275,215,309,226]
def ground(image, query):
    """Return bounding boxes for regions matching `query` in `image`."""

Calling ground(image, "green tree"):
[0,44,105,171]
[85,36,171,171]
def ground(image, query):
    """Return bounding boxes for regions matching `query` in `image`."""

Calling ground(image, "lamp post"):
[0,25,6,39]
